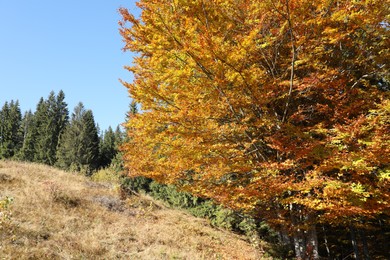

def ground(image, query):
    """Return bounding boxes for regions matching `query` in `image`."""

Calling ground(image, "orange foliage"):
[119,0,389,231]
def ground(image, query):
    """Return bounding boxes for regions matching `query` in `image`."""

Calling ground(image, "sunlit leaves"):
[120,0,390,230]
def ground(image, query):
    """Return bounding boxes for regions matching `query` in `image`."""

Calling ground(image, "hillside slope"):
[0,161,266,259]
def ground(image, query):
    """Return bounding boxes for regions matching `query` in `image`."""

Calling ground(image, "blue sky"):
[0,1,140,131]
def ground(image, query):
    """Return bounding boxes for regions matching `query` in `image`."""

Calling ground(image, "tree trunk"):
[350,226,360,259]
[322,225,331,259]
[359,229,370,260]
[293,229,305,259]
[379,219,387,256]
[306,224,320,260]
[279,229,292,246]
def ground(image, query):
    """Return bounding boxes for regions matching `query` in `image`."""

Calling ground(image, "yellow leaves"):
[378,169,390,183]
[120,0,390,229]
[350,183,370,201]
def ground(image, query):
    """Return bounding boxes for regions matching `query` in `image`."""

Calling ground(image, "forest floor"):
[0,161,270,259]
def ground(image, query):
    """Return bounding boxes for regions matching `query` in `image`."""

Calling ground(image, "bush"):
[149,182,198,208]
[211,206,241,230]
[0,196,13,227]
[189,200,217,219]
[43,181,81,208]
[91,168,121,184]
[120,176,152,193]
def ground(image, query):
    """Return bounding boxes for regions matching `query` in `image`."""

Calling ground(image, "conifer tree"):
[56,102,99,175]
[80,109,100,172]
[55,90,69,138]
[128,100,138,119]
[34,91,69,165]
[99,126,117,168]
[9,100,23,155]
[0,100,22,158]
[114,125,124,145]
[18,110,36,161]
[0,102,11,158]
[33,97,49,163]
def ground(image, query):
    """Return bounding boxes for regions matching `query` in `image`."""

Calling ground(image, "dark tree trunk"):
[350,226,360,259]
[293,229,305,259]
[322,225,331,259]
[359,229,370,260]
[306,224,320,260]
[279,230,292,246]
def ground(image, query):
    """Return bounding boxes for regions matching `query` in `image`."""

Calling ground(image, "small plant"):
[0,196,14,227]
[91,168,120,184]
[43,181,81,208]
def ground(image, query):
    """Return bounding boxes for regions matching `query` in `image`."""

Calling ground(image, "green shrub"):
[211,206,241,230]
[120,176,152,193]
[149,182,198,208]
[92,168,120,183]
[189,200,217,219]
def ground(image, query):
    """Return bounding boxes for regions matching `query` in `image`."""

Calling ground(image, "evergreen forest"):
[0,90,124,175]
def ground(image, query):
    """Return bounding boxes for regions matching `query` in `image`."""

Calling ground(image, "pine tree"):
[33,97,49,163]
[34,91,69,165]
[55,90,69,143]
[18,110,36,161]
[0,102,11,158]
[9,100,23,155]
[56,102,99,175]
[128,100,138,119]
[99,126,117,168]
[114,125,124,145]
[80,109,100,172]
[0,100,22,158]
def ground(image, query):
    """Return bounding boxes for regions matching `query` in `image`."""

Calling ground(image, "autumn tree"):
[120,0,389,258]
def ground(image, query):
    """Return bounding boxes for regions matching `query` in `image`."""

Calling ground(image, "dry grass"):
[0,161,269,259]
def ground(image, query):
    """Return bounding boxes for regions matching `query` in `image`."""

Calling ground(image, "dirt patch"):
[93,195,125,212]
[0,172,15,184]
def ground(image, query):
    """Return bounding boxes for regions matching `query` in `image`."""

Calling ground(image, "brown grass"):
[0,161,269,259]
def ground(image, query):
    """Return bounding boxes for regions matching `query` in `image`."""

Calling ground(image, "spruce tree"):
[0,100,22,158]
[127,100,138,121]
[18,110,36,161]
[9,100,23,155]
[99,126,116,168]
[55,90,69,144]
[114,125,124,145]
[80,109,99,172]
[56,102,99,175]
[0,102,11,158]
[34,91,69,165]
[33,97,49,163]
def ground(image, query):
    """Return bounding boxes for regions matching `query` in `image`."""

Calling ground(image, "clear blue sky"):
[0,1,140,131]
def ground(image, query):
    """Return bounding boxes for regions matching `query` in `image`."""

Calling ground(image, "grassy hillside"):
[0,161,268,259]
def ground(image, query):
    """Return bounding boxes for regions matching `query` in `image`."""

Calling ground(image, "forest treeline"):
[0,90,123,174]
